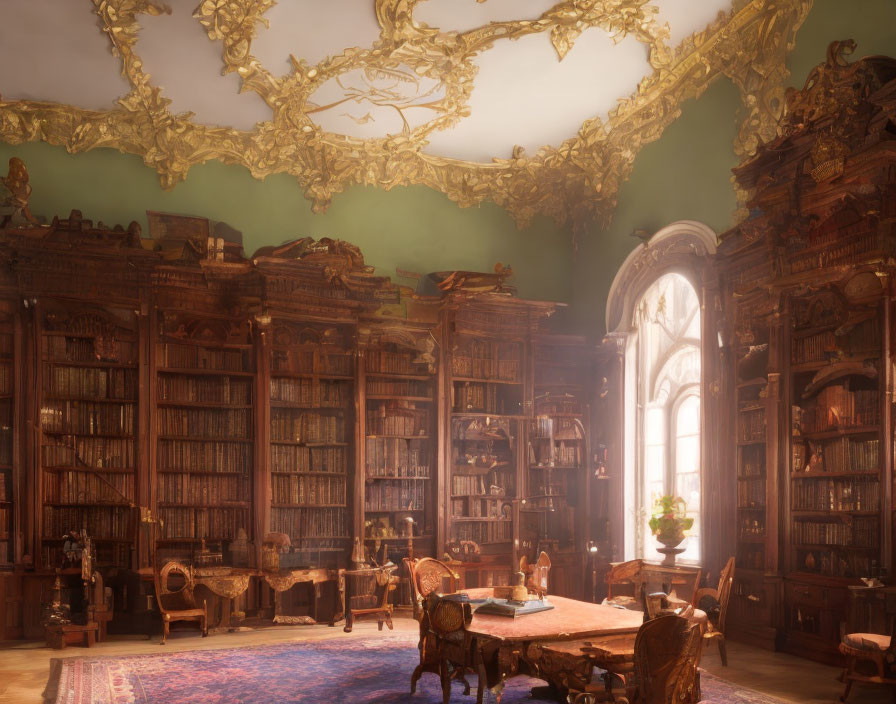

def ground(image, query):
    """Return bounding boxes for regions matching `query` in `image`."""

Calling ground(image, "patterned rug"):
[45,633,787,704]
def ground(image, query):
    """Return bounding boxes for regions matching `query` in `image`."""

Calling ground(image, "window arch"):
[632,272,702,563]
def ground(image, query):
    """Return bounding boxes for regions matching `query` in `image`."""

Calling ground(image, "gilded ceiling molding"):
[0,0,811,239]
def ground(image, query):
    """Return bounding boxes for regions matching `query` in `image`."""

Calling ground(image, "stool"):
[45,622,99,649]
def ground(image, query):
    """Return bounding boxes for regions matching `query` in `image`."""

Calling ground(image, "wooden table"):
[462,589,643,702]
[262,568,344,626]
[193,567,258,630]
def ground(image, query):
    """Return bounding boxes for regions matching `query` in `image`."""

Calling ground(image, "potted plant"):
[648,495,694,565]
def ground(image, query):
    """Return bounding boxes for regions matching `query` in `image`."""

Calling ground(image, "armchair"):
[693,557,735,666]
[839,585,896,702]
[153,561,208,645]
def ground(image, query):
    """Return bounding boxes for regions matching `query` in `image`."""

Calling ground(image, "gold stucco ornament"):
[0,0,812,238]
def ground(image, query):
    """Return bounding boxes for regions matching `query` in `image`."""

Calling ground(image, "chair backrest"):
[427,595,473,638]
[520,551,552,597]
[715,557,735,633]
[606,559,643,600]
[633,613,703,704]
[154,561,197,614]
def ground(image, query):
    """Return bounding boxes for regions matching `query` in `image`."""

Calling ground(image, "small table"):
[463,589,643,703]
[193,567,258,630]
[263,568,345,626]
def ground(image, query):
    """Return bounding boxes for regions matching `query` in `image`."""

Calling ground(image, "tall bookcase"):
[526,336,592,599]
[154,311,254,560]
[362,338,436,560]
[38,301,139,569]
[267,321,354,569]
[0,309,14,567]
[717,45,896,663]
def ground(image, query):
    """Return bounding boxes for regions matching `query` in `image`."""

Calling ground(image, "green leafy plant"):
[648,495,694,546]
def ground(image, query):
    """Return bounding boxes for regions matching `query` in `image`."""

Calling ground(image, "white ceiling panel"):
[0,0,130,110]
[253,0,382,73]
[139,2,271,131]
[424,29,650,162]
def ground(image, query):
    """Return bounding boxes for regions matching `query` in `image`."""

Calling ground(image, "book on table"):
[470,597,555,618]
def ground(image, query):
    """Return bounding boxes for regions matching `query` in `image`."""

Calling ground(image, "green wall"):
[0,141,573,303]
[570,0,896,335]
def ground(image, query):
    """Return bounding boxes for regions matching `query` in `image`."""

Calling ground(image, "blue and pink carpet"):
[46,633,788,704]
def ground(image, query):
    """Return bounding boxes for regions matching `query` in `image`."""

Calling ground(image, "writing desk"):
[461,589,643,702]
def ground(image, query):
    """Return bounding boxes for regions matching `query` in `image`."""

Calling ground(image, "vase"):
[655,531,686,566]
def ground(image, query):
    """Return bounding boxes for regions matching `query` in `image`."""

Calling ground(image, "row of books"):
[157,342,251,373]
[42,470,135,504]
[536,399,583,415]
[158,407,252,439]
[452,496,510,518]
[157,439,252,472]
[43,437,135,469]
[452,357,520,382]
[538,368,579,387]
[0,333,12,357]
[159,473,249,505]
[366,407,428,437]
[0,364,10,395]
[737,477,765,508]
[792,517,878,548]
[158,506,248,540]
[738,446,765,477]
[736,545,764,571]
[0,473,8,501]
[0,431,12,465]
[0,507,8,532]
[159,374,252,405]
[792,320,880,364]
[365,437,428,477]
[797,437,879,474]
[799,386,879,433]
[449,520,512,544]
[791,477,880,512]
[451,475,506,496]
[44,366,137,401]
[271,445,345,474]
[271,412,344,443]
[271,506,347,539]
[530,443,584,467]
[42,505,132,539]
[270,377,346,406]
[40,401,136,436]
[454,382,500,413]
[272,474,346,505]
[365,349,421,376]
[738,408,766,443]
[41,542,130,569]
[46,335,138,366]
[272,349,352,377]
[364,480,425,511]
[367,378,430,397]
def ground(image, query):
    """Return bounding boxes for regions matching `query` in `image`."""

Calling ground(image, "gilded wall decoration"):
[0,0,812,239]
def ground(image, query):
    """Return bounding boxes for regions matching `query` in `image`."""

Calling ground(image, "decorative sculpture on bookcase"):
[358,326,438,375]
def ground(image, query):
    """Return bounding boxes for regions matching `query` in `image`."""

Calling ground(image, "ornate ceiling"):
[0,0,812,238]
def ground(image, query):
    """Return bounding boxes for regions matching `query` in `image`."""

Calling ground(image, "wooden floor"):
[0,618,889,704]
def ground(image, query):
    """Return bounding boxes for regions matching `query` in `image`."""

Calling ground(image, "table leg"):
[221,597,233,631]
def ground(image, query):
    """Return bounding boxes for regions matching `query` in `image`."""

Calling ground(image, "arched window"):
[631,272,702,563]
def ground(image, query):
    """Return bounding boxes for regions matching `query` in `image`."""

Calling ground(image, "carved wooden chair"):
[604,559,644,609]
[567,614,703,704]
[153,561,208,645]
[87,570,114,642]
[694,557,735,666]
[839,586,896,702]
[404,557,468,695]
[520,551,552,598]
[426,594,477,704]
[343,565,398,632]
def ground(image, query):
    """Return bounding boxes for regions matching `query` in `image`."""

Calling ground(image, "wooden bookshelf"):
[0,311,13,567]
[362,339,436,558]
[268,322,353,569]
[38,301,138,569]
[154,311,254,559]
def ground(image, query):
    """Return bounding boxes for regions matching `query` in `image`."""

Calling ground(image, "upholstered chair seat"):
[842,633,891,651]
